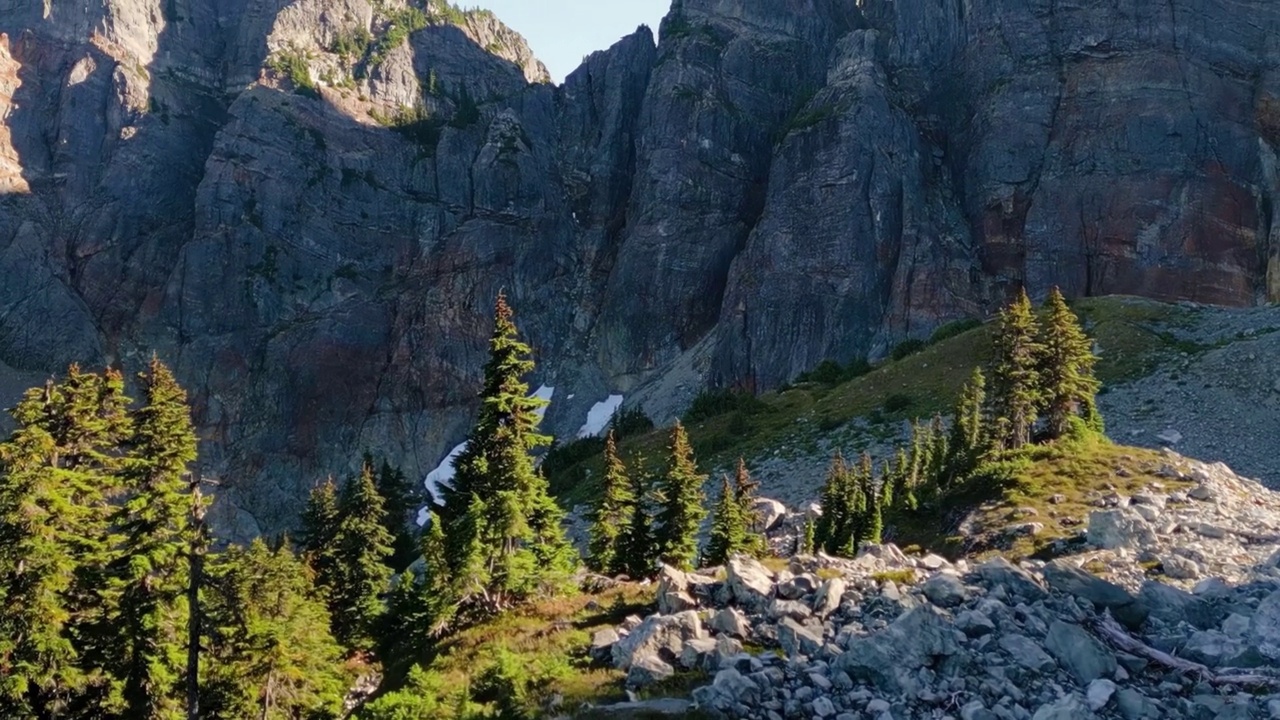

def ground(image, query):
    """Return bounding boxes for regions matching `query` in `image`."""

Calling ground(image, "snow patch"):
[578,394,624,438]
[532,384,555,421]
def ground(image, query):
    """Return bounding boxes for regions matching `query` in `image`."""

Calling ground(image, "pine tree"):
[299,478,340,603]
[587,430,633,575]
[947,368,987,477]
[617,465,657,580]
[990,289,1043,449]
[1038,287,1100,439]
[654,422,707,571]
[879,461,895,510]
[440,293,575,612]
[0,366,130,717]
[107,357,199,719]
[200,541,350,720]
[329,463,394,652]
[926,415,950,488]
[378,512,455,669]
[703,476,746,566]
[372,456,425,572]
[732,458,766,556]
[891,447,915,511]
[799,518,817,555]
[815,453,860,557]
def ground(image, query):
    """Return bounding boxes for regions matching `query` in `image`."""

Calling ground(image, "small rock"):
[1157,429,1183,445]
[1188,484,1217,501]
[626,654,674,687]
[1161,554,1201,580]
[922,573,968,608]
[1045,620,1117,684]
[1087,678,1117,710]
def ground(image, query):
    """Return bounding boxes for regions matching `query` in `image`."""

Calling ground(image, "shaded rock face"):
[3,0,1280,535]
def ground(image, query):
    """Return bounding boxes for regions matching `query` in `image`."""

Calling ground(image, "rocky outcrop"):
[4,0,1280,535]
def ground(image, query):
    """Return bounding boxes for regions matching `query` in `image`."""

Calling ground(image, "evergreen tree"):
[703,476,747,566]
[329,463,394,652]
[814,453,860,557]
[617,465,657,579]
[990,289,1043,449]
[1038,287,1100,439]
[799,518,816,555]
[654,422,707,571]
[926,415,949,488]
[891,447,915,511]
[107,357,199,719]
[879,461,895,511]
[587,430,633,575]
[0,366,130,716]
[947,368,987,477]
[732,458,766,556]
[865,481,884,545]
[371,456,425,572]
[378,512,455,669]
[440,293,575,612]
[201,541,350,720]
[299,478,341,603]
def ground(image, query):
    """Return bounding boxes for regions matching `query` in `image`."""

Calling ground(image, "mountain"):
[2,0,1278,537]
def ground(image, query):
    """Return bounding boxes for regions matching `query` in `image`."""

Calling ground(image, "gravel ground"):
[1099,303,1280,489]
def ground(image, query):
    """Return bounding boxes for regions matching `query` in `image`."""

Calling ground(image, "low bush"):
[890,339,927,361]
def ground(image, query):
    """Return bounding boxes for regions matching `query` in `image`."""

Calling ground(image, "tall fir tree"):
[732,458,766,556]
[815,453,860,557]
[378,512,455,669]
[440,293,575,611]
[329,463,394,652]
[200,540,350,720]
[702,476,745,566]
[371,455,425,572]
[0,366,130,717]
[1037,287,1100,439]
[891,447,915,511]
[947,368,987,478]
[587,430,633,575]
[655,422,707,571]
[107,357,199,719]
[299,478,341,604]
[990,289,1044,449]
[617,463,657,579]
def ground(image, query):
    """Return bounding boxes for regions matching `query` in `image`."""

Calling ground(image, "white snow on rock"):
[578,394,624,438]
[532,385,555,421]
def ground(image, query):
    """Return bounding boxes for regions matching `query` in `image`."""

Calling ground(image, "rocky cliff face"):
[2,0,1279,537]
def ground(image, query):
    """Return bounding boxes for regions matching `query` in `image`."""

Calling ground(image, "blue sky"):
[473,0,671,83]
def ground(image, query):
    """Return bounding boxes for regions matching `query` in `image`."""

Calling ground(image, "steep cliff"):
[1,0,1278,537]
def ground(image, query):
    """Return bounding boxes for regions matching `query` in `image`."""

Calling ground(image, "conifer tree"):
[617,465,657,579]
[201,541,350,720]
[891,447,915,511]
[440,293,575,611]
[379,512,454,668]
[947,368,987,476]
[107,356,199,719]
[731,458,766,556]
[587,430,633,575]
[990,289,1043,449]
[371,456,425,572]
[815,453,860,557]
[329,464,394,652]
[299,478,340,602]
[0,366,130,716]
[880,461,895,511]
[926,415,950,489]
[1038,287,1100,439]
[865,478,884,545]
[703,476,747,566]
[799,518,816,555]
[655,422,707,571]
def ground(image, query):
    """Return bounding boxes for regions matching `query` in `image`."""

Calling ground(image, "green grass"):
[547,296,1199,525]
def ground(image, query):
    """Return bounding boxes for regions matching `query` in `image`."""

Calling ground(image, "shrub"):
[881,393,914,414]
[890,339,926,361]
[795,358,871,385]
[682,389,764,425]
[369,7,428,67]
[929,317,983,344]
[610,407,654,439]
[330,26,372,61]
[269,48,319,98]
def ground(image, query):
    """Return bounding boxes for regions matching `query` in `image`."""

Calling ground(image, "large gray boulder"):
[726,555,776,611]
[611,611,706,671]
[1043,562,1149,630]
[1087,509,1158,550]
[1044,621,1117,684]
[975,557,1047,602]
[776,617,825,658]
[834,605,963,692]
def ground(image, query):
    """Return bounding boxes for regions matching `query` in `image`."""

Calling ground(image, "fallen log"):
[1087,611,1280,689]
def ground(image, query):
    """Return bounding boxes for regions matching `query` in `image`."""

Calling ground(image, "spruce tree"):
[732,458,766,556]
[0,367,130,716]
[587,430,633,575]
[703,476,746,566]
[108,357,199,719]
[815,453,859,557]
[200,541,350,720]
[372,456,425,572]
[440,293,575,611]
[947,368,987,477]
[299,478,341,603]
[799,518,816,555]
[329,464,394,652]
[655,422,707,571]
[891,447,915,511]
[990,289,1043,449]
[1038,287,1100,439]
[617,465,657,579]
[865,478,884,545]
[379,512,454,669]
